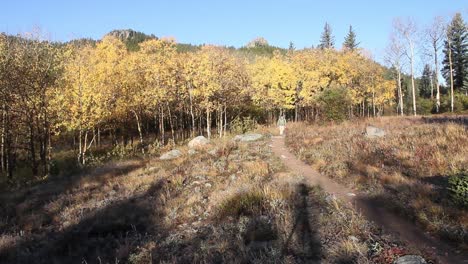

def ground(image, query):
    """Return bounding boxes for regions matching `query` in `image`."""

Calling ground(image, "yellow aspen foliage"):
[249,51,297,111]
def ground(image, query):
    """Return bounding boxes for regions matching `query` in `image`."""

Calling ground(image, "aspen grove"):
[0,32,406,179]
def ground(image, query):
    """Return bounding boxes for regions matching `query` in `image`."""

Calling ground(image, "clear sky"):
[1,0,467,64]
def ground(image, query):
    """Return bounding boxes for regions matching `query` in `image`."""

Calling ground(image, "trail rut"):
[271,135,467,264]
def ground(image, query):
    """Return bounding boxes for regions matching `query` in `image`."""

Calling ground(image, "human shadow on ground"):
[151,183,323,263]
[283,183,322,263]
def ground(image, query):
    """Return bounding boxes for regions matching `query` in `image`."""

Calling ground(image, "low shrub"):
[217,190,267,218]
[230,116,258,134]
[439,93,468,113]
[448,171,468,208]
[417,98,435,115]
[317,86,351,122]
[106,143,138,159]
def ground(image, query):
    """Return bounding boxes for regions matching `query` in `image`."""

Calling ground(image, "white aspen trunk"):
[160,107,165,145]
[409,42,417,116]
[78,129,83,165]
[397,69,404,116]
[82,130,88,165]
[188,84,195,137]
[448,40,454,112]
[363,101,366,117]
[198,109,202,136]
[430,72,434,99]
[218,106,223,138]
[223,103,227,137]
[97,127,101,147]
[132,110,144,154]
[434,40,441,112]
[372,90,376,117]
[92,128,97,149]
[206,108,211,139]
[215,109,219,136]
[167,104,175,143]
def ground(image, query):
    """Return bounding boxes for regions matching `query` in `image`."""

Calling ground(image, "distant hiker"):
[277,114,286,135]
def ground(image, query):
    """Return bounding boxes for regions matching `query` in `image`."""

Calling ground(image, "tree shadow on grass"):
[0,160,145,235]
[422,115,468,128]
[0,177,166,264]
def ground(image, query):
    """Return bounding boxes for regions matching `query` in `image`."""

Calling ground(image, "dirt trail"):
[270,136,467,264]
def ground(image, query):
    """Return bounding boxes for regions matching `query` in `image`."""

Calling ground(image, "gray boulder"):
[188,136,210,149]
[159,149,182,160]
[365,125,386,138]
[234,133,263,142]
[393,255,427,264]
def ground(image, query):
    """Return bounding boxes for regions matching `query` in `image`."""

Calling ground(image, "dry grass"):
[285,116,468,249]
[0,132,428,263]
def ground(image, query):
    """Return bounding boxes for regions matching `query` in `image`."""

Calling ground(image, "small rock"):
[230,174,237,181]
[365,125,386,138]
[348,235,359,243]
[188,149,197,156]
[233,133,263,142]
[208,148,218,156]
[393,255,427,264]
[146,166,158,172]
[188,136,210,149]
[195,175,206,180]
[159,149,182,160]
[205,183,212,188]
[325,194,337,203]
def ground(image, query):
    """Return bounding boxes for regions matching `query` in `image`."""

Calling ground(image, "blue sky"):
[1,0,466,64]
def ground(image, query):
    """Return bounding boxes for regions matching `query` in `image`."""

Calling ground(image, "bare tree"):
[446,25,455,112]
[394,18,418,116]
[425,16,445,112]
[385,33,405,116]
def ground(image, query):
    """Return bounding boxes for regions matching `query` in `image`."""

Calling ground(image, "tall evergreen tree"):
[419,64,432,98]
[343,25,359,51]
[442,13,468,93]
[288,41,295,52]
[319,22,335,49]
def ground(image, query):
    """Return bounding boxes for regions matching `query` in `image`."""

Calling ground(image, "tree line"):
[0,12,467,180]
